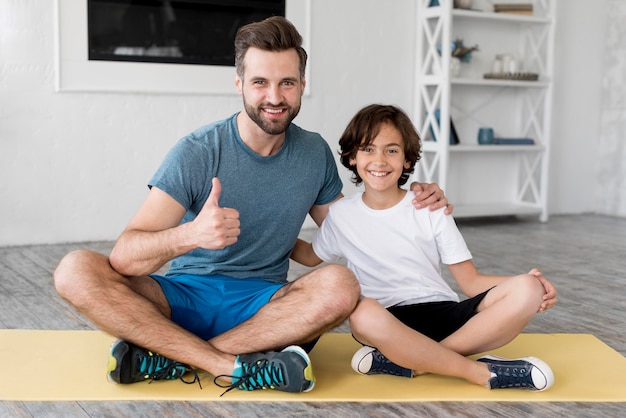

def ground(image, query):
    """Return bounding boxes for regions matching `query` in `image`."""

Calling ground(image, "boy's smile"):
[350,122,412,208]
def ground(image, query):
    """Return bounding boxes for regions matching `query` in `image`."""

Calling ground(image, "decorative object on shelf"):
[454,0,473,10]
[494,137,535,145]
[493,54,522,73]
[493,3,533,16]
[451,38,479,63]
[430,109,460,145]
[438,39,479,64]
[477,127,495,145]
[483,72,539,81]
[428,0,440,7]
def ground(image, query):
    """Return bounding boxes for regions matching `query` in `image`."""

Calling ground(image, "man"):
[54,16,449,394]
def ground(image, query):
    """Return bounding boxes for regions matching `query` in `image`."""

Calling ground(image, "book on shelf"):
[493,3,533,15]
[429,109,460,145]
[495,10,533,16]
[493,3,533,11]
[494,137,535,145]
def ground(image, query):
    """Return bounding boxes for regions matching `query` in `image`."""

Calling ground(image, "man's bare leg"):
[54,250,235,377]
[209,264,360,354]
[55,252,359,379]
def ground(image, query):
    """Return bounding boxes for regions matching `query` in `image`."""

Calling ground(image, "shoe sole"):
[106,338,128,384]
[282,345,316,392]
[351,346,377,375]
[479,354,555,391]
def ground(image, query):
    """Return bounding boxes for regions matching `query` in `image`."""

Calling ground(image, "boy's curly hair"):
[339,104,421,186]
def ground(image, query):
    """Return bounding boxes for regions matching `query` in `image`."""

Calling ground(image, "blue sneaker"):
[215,345,315,396]
[351,346,413,378]
[478,355,554,391]
[107,339,199,386]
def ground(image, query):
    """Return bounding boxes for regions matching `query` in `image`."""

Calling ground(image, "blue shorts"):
[151,273,284,341]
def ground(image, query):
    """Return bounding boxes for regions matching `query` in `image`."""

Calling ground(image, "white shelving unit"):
[412,0,556,221]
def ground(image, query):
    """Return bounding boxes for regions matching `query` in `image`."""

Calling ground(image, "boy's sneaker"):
[351,346,413,378]
[107,339,199,386]
[478,355,554,391]
[215,345,315,396]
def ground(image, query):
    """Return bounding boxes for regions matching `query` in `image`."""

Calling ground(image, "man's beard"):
[243,99,301,135]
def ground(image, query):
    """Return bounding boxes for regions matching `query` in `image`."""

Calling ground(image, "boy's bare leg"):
[350,298,492,386]
[440,274,545,356]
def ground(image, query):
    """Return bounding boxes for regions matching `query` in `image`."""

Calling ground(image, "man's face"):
[236,47,305,135]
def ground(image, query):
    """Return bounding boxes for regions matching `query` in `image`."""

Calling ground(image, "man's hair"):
[339,104,422,186]
[234,16,307,79]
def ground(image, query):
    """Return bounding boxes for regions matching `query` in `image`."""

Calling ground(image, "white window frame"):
[54,0,311,95]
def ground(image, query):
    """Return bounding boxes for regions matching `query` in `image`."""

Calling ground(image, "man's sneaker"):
[214,345,315,396]
[478,355,554,391]
[107,339,199,386]
[351,346,413,378]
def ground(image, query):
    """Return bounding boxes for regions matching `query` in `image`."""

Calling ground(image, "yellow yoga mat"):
[1,330,625,402]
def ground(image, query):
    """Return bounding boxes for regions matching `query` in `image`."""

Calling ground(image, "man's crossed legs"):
[54,250,359,394]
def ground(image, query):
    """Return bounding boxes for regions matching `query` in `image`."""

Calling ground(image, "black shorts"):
[387,289,491,342]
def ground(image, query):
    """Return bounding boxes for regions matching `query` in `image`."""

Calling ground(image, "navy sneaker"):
[478,355,554,391]
[351,346,413,378]
[215,345,315,396]
[107,339,199,386]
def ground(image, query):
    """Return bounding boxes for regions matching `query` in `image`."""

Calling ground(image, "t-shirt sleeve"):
[431,209,473,265]
[313,141,343,206]
[311,210,344,263]
[148,136,211,211]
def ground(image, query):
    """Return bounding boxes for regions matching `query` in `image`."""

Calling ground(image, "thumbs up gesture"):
[191,177,240,250]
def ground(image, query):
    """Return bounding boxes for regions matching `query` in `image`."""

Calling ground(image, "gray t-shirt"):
[149,113,343,283]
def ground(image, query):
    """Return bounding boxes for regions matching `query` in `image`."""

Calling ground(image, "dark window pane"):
[88,0,285,66]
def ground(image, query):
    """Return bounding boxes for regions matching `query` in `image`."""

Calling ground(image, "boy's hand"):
[529,268,557,312]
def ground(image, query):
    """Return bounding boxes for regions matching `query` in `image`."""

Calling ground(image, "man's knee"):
[318,264,360,311]
[54,249,106,301]
[296,264,359,321]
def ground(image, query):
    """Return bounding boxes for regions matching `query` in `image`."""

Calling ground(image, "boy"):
[291,104,557,391]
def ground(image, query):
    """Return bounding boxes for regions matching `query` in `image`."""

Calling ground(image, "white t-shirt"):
[312,191,472,307]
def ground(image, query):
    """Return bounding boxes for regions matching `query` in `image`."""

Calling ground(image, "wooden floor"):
[1,214,625,417]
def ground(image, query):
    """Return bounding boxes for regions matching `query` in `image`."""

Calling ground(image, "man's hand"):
[191,178,240,249]
[410,182,453,214]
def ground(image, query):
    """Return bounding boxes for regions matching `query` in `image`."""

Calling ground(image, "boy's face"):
[349,123,411,192]
[235,47,305,135]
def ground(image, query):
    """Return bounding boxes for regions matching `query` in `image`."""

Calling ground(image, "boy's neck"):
[361,187,407,210]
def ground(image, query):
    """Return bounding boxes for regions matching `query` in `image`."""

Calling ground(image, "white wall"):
[550,0,608,215]
[0,0,616,246]
[597,0,626,215]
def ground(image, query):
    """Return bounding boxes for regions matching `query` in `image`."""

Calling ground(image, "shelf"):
[422,143,545,152]
[414,0,555,222]
[453,203,543,219]
[452,78,550,88]
[425,6,552,24]
[452,9,552,24]
[420,77,550,87]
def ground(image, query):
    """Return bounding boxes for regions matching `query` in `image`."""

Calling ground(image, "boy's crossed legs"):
[349,274,555,391]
